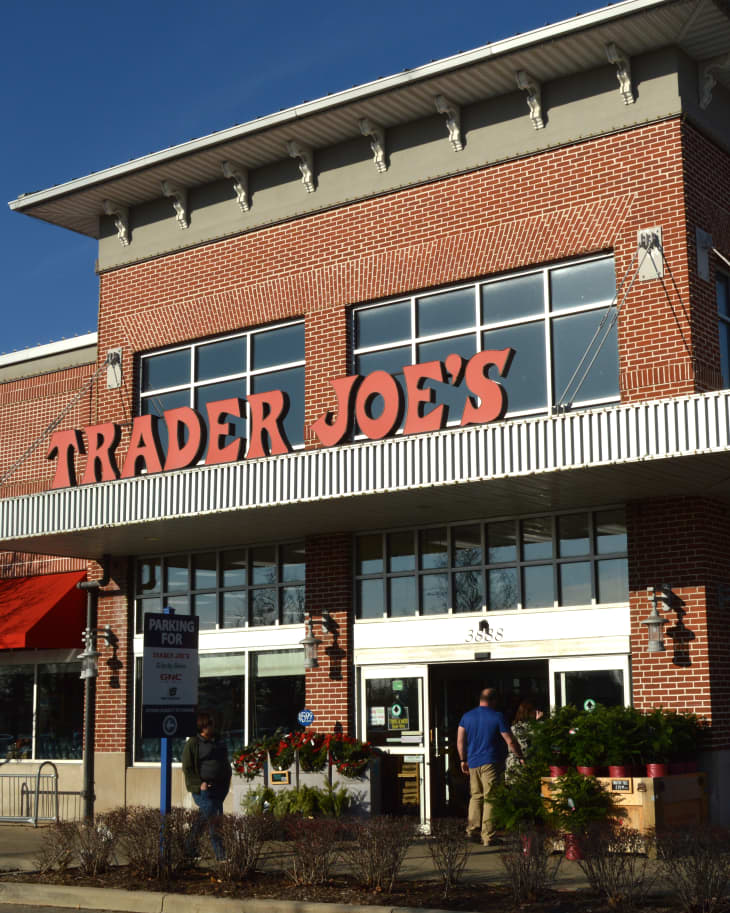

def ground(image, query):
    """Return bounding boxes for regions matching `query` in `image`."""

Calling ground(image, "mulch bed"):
[1,866,677,912]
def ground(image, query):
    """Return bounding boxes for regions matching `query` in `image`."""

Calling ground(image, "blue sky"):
[2,0,598,356]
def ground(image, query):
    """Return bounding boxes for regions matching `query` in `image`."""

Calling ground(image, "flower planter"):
[232,766,267,814]
[645,763,669,778]
[576,766,597,777]
[564,833,582,861]
[608,765,632,778]
[549,765,571,778]
[296,757,331,789]
[332,757,380,817]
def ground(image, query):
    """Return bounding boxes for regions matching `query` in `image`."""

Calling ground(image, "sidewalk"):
[0,822,594,913]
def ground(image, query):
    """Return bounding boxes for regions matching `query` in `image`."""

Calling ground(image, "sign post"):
[142,610,199,815]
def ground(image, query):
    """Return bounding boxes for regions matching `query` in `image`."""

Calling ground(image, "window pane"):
[488,568,518,611]
[165,556,188,592]
[417,333,476,420]
[550,258,616,312]
[141,390,191,455]
[597,558,629,603]
[193,592,218,630]
[281,543,305,583]
[136,597,161,632]
[356,301,410,348]
[564,669,624,709]
[453,525,482,567]
[195,379,247,461]
[421,573,448,615]
[222,549,247,587]
[559,561,592,606]
[252,546,276,585]
[137,558,161,594]
[36,663,83,760]
[282,586,305,624]
[455,570,485,613]
[389,532,415,572]
[165,595,191,615]
[417,287,474,337]
[252,365,305,447]
[482,321,546,412]
[487,520,517,563]
[522,517,553,560]
[595,509,627,555]
[558,514,590,557]
[222,590,247,627]
[523,565,554,608]
[553,308,619,403]
[198,654,246,755]
[251,588,277,626]
[250,651,305,739]
[357,535,383,575]
[192,552,217,590]
[196,337,246,381]
[355,346,409,433]
[420,527,448,570]
[359,579,385,618]
[252,324,304,369]
[141,349,189,392]
[0,666,33,759]
[481,273,543,323]
[390,576,417,617]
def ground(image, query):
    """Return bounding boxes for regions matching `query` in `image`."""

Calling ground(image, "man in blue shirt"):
[457,687,524,846]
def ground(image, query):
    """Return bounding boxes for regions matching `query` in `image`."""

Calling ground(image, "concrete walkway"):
[0,822,618,913]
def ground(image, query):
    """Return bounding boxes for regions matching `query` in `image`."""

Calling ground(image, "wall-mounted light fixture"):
[299,611,336,669]
[78,624,117,679]
[642,585,671,653]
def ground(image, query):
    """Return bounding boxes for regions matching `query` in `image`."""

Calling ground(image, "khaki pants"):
[466,762,504,844]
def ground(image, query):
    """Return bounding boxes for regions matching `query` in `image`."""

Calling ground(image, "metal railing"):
[0,761,72,825]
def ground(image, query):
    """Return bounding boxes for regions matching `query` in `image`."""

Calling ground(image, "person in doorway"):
[182,711,232,861]
[457,687,525,846]
[506,697,544,773]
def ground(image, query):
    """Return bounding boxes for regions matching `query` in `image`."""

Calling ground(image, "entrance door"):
[360,665,429,824]
[428,659,549,819]
[549,655,631,710]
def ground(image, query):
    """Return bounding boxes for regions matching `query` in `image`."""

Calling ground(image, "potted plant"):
[491,759,555,841]
[296,731,329,773]
[550,769,623,860]
[568,706,608,775]
[667,712,704,773]
[531,705,581,776]
[642,708,677,777]
[603,706,644,777]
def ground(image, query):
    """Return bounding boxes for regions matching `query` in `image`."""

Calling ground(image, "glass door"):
[360,664,430,825]
[549,655,631,710]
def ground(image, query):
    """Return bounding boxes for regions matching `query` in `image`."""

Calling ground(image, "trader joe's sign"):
[47,349,513,488]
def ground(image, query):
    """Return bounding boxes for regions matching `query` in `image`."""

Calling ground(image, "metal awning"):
[9,0,730,238]
[1,389,729,559]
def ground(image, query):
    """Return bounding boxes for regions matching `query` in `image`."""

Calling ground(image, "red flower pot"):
[549,765,570,777]
[608,765,631,778]
[669,761,686,775]
[646,763,668,778]
[576,766,597,777]
[564,834,582,861]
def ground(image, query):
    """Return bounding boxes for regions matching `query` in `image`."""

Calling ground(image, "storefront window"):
[134,541,305,632]
[139,319,305,453]
[0,662,82,761]
[718,272,730,387]
[353,255,618,424]
[249,650,305,739]
[356,508,628,617]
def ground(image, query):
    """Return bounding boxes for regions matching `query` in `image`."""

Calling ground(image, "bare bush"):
[426,817,470,898]
[655,826,730,913]
[76,812,123,875]
[499,830,562,905]
[284,817,343,886]
[34,821,77,874]
[159,807,199,881]
[216,814,268,884]
[576,822,653,912]
[340,815,416,893]
[116,806,199,881]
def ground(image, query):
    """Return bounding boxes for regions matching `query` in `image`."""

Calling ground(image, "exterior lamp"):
[79,629,100,679]
[300,616,322,669]
[642,585,670,653]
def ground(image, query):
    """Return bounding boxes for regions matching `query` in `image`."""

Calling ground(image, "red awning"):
[0,571,86,650]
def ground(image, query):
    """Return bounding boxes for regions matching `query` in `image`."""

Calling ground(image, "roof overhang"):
[2,390,730,560]
[9,0,730,238]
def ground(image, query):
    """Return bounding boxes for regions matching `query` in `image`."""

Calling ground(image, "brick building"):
[2,0,730,823]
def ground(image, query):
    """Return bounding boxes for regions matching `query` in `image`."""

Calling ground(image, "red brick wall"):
[628,497,730,745]
[304,534,353,734]
[94,558,132,755]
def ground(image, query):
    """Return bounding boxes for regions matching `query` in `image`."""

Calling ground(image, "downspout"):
[77,556,111,821]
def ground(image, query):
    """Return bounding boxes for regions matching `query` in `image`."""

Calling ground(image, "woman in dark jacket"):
[182,711,231,860]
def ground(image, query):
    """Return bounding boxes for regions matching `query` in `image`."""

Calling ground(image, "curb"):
[0,882,459,913]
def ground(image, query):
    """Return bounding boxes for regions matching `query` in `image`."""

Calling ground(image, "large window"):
[139,320,305,452]
[355,508,627,618]
[134,649,304,762]
[134,542,305,632]
[0,661,83,760]
[352,256,618,422]
[718,272,730,387]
